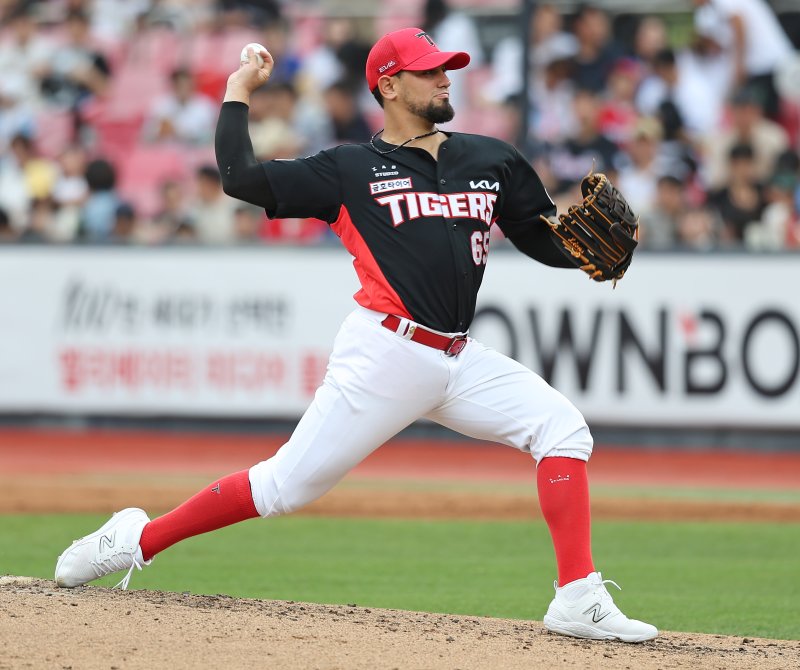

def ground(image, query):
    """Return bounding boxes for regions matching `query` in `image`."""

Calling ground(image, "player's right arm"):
[215,101,277,209]
[215,46,341,222]
[216,45,277,209]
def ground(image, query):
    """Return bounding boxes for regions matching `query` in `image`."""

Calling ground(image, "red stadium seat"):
[116,144,189,217]
[34,109,75,158]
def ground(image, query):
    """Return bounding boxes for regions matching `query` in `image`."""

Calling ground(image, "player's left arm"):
[493,148,575,268]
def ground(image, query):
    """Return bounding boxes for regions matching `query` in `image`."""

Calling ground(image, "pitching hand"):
[224,46,274,103]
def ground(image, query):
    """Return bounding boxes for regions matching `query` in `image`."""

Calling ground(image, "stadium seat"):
[116,144,189,218]
[34,109,75,158]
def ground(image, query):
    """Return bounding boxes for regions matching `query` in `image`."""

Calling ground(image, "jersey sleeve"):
[495,148,574,268]
[495,148,557,232]
[261,150,342,223]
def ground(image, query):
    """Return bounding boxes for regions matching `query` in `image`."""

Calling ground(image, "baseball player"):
[55,28,657,643]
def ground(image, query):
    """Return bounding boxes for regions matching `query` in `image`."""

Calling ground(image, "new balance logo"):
[99,532,115,552]
[583,602,611,623]
[469,180,500,191]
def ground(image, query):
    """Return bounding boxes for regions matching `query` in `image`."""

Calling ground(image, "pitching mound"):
[2,577,797,669]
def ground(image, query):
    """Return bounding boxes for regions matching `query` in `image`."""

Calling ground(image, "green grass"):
[1,515,798,640]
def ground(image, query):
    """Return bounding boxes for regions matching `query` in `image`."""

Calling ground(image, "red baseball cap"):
[366,27,470,91]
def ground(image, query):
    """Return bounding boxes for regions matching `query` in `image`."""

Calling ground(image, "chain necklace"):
[369,128,440,155]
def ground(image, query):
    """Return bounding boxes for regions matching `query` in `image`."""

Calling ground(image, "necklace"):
[369,128,440,155]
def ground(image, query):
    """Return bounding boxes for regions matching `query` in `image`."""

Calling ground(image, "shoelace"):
[113,558,144,590]
[89,552,143,590]
[599,576,622,593]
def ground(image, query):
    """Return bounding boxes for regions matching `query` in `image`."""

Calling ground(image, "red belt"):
[381,315,468,357]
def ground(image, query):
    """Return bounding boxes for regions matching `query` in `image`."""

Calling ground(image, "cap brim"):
[402,51,470,73]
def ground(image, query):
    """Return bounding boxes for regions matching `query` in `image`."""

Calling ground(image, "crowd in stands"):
[0,0,798,250]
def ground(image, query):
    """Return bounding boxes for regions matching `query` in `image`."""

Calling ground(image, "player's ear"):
[378,74,400,102]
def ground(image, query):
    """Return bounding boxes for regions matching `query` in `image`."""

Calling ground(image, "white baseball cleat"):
[55,508,152,589]
[543,571,658,643]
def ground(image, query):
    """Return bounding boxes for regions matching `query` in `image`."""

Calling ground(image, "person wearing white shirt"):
[692,0,795,118]
[142,68,217,146]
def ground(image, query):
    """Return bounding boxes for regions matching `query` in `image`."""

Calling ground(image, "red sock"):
[536,456,595,586]
[139,469,259,561]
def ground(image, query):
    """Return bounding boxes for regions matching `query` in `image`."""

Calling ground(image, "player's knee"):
[248,460,330,517]
[535,424,593,463]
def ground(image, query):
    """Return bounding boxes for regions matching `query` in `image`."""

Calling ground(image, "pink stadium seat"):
[102,61,170,119]
[92,114,145,165]
[117,144,188,217]
[34,109,75,158]
[122,27,185,75]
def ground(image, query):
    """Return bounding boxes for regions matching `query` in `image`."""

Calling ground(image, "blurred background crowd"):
[0,0,798,250]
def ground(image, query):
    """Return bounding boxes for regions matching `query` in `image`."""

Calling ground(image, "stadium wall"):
[0,246,797,430]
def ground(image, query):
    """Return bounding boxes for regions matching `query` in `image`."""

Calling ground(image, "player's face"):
[398,67,455,124]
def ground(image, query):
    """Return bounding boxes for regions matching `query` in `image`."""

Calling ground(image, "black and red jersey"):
[261,133,559,333]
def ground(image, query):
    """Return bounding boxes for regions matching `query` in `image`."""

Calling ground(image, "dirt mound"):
[1,577,797,670]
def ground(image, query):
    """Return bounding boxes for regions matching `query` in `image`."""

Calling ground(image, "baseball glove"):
[542,172,639,285]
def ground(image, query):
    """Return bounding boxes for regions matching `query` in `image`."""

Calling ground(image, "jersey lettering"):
[469,179,500,191]
[370,177,413,194]
[470,230,490,265]
[375,191,498,227]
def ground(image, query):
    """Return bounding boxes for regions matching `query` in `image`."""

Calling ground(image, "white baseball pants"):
[249,307,592,517]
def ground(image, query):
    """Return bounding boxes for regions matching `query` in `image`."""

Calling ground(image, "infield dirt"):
[2,576,799,670]
[2,430,800,668]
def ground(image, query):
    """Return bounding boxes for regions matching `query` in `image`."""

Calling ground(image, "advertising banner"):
[1,248,797,427]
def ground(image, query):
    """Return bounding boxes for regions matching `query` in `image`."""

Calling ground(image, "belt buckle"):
[444,336,467,357]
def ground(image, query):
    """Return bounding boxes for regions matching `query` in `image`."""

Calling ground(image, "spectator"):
[39,9,111,112]
[137,178,193,245]
[52,144,89,209]
[256,16,302,86]
[0,132,58,230]
[323,81,372,144]
[186,164,239,244]
[745,171,800,249]
[172,219,199,244]
[109,201,138,243]
[703,86,789,189]
[676,205,721,250]
[142,67,217,146]
[423,0,484,112]
[217,0,282,30]
[642,175,685,250]
[528,35,579,148]
[18,195,61,244]
[691,0,795,120]
[247,81,331,158]
[79,157,120,241]
[48,143,87,241]
[0,4,51,110]
[630,14,668,69]
[486,3,576,106]
[597,58,641,146]
[247,84,302,159]
[636,47,722,138]
[0,75,36,153]
[682,29,735,132]
[0,206,14,242]
[90,0,157,40]
[232,202,266,242]
[298,18,349,95]
[708,142,767,243]
[542,87,621,197]
[616,116,668,219]
[569,4,624,94]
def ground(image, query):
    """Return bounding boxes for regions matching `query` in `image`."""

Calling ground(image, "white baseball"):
[240,43,267,67]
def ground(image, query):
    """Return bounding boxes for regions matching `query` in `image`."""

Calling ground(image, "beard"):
[406,96,455,124]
